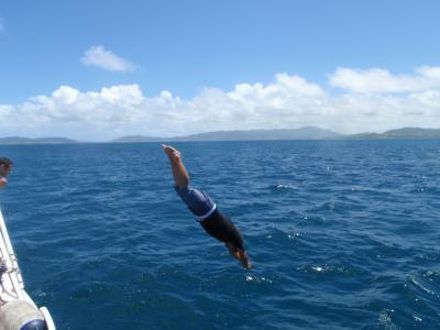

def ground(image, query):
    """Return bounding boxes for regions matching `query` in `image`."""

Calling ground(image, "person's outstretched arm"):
[0,177,7,188]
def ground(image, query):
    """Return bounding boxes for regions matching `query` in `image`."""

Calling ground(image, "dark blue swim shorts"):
[175,185,217,220]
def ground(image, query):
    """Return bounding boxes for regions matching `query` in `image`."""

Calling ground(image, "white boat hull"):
[0,207,55,330]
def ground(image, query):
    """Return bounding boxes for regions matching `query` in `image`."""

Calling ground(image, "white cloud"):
[330,66,440,93]
[81,46,135,72]
[1,68,440,140]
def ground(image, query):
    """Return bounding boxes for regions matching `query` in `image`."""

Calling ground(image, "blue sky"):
[1,0,440,140]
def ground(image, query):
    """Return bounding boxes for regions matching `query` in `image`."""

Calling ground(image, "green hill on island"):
[1,127,440,145]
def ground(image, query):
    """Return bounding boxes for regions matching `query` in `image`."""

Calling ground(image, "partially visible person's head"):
[0,157,13,177]
[225,241,252,269]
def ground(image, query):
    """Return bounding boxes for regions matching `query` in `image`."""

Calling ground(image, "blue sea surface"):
[0,140,440,329]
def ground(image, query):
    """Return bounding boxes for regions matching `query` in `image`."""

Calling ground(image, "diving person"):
[162,144,251,269]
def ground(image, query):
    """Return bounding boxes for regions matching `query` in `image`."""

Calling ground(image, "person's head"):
[0,157,13,177]
[225,241,252,269]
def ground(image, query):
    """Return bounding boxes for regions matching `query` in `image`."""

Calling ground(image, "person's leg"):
[162,144,190,188]
[175,186,216,218]
[162,144,216,218]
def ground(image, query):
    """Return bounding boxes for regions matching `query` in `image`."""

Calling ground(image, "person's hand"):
[237,250,252,269]
[226,242,252,269]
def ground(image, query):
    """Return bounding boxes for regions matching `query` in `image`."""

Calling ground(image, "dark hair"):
[0,157,13,166]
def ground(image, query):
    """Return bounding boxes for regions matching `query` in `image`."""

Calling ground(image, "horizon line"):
[0,126,439,144]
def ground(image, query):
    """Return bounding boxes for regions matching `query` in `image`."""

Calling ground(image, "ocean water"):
[0,140,439,329]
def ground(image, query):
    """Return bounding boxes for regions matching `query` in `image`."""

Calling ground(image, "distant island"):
[111,127,341,143]
[350,127,440,140]
[0,136,77,145]
[1,127,440,145]
[110,127,440,143]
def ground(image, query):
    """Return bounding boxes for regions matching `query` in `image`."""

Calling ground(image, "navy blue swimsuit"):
[175,185,245,250]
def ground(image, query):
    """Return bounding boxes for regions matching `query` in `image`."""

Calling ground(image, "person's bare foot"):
[161,144,181,161]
